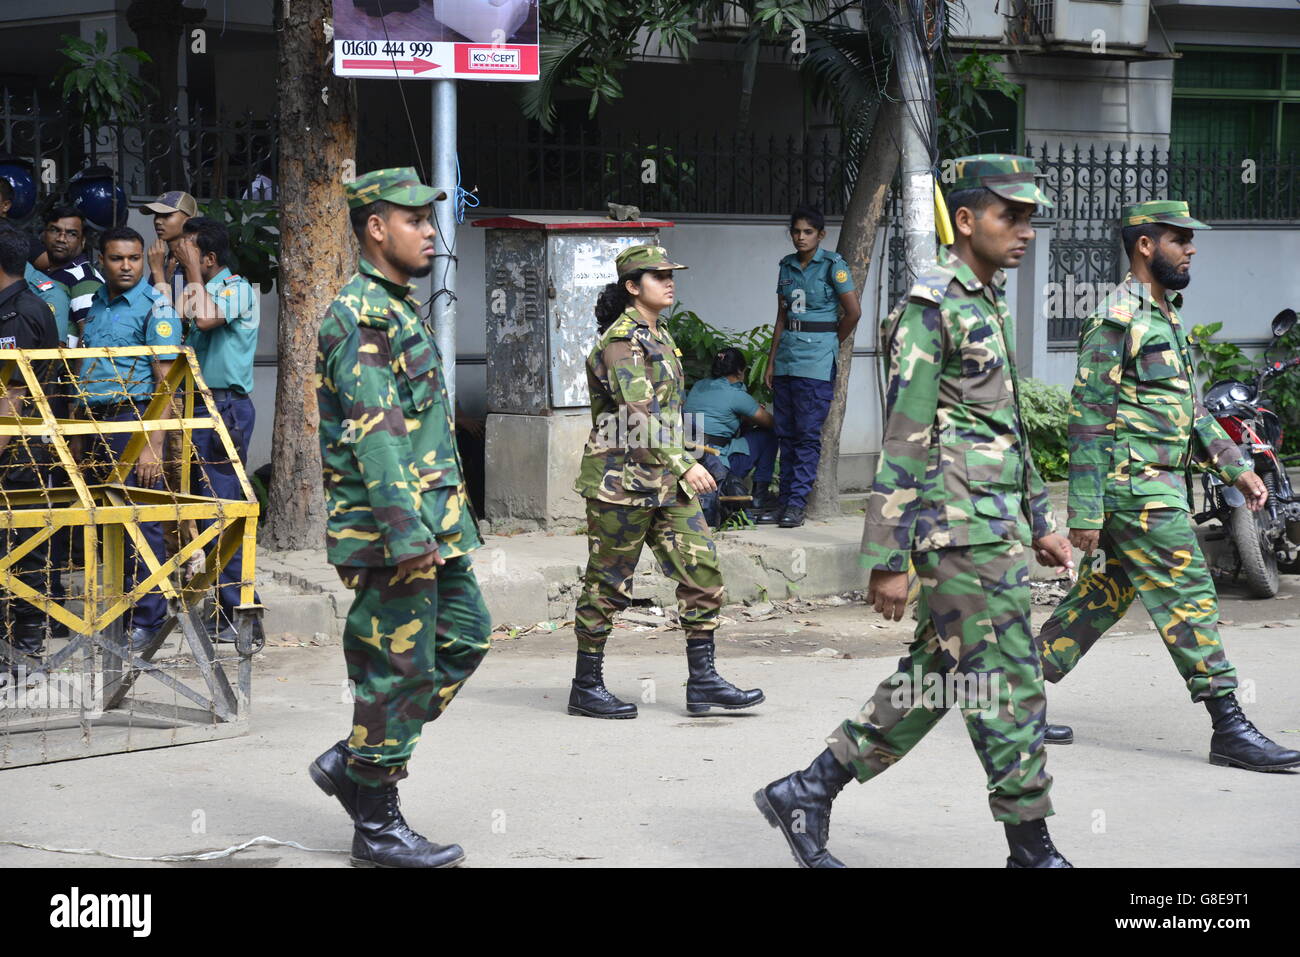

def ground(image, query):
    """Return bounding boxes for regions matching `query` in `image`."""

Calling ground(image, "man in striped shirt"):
[34,204,103,339]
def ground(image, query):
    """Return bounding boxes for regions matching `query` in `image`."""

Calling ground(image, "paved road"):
[2,596,1297,868]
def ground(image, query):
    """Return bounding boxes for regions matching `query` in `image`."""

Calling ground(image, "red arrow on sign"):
[341,57,440,74]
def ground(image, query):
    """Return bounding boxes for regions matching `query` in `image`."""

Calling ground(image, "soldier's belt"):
[786,319,838,333]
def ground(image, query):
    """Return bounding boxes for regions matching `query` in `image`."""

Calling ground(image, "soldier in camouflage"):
[1036,199,1300,772]
[308,167,491,868]
[569,243,764,718]
[757,155,1079,868]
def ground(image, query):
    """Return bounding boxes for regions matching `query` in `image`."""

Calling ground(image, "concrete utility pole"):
[896,0,937,278]
[431,78,458,405]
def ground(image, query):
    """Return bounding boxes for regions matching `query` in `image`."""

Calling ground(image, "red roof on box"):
[471,215,674,230]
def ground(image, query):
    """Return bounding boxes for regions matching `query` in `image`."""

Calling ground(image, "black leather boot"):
[309,740,360,821]
[1003,816,1066,868]
[1205,693,1300,771]
[350,784,465,868]
[1044,723,1074,745]
[754,749,853,868]
[756,498,785,524]
[685,638,764,713]
[568,650,637,719]
[1005,818,1072,868]
[9,617,44,667]
[778,504,805,528]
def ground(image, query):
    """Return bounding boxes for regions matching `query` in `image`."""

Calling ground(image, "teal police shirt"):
[773,247,854,381]
[26,263,71,343]
[684,376,760,458]
[189,267,259,395]
[79,279,182,405]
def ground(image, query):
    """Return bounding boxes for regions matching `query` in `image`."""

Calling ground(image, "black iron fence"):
[0,87,275,211]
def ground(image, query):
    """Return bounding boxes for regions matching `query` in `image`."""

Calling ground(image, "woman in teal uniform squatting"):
[763,206,860,527]
[683,346,776,527]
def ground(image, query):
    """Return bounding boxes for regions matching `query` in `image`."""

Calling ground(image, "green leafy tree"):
[1019,377,1070,482]
[54,30,154,158]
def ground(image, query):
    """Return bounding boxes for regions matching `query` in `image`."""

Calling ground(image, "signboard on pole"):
[332,0,539,81]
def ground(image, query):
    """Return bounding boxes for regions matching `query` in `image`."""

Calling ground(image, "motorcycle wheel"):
[1230,502,1280,598]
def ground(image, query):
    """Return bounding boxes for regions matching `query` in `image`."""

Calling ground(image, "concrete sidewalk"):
[256,487,1078,639]
[1,617,1296,868]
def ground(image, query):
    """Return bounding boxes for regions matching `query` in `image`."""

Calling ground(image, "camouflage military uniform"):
[316,169,488,788]
[572,250,724,654]
[828,157,1059,824]
[1036,201,1249,703]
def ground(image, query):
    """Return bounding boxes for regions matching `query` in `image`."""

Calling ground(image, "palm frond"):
[520,32,592,132]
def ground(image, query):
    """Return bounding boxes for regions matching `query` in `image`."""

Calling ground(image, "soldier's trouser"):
[1036,507,1236,703]
[574,493,724,653]
[773,374,835,509]
[827,541,1053,824]
[337,555,491,787]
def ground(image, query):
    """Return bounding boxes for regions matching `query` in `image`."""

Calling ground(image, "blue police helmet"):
[68,166,128,230]
[0,161,36,220]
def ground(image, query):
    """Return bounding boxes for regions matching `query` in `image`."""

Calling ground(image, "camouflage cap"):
[143,190,198,217]
[345,167,447,210]
[615,243,688,278]
[1120,199,1210,230]
[949,153,1053,208]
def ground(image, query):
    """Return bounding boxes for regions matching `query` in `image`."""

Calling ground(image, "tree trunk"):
[805,89,903,520]
[264,0,356,550]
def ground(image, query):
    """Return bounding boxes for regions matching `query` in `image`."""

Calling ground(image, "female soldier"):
[683,346,777,526]
[763,205,860,527]
[569,244,765,719]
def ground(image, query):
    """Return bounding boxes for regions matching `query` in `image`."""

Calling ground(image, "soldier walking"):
[569,244,763,718]
[756,155,1077,868]
[309,168,491,868]
[1037,200,1299,771]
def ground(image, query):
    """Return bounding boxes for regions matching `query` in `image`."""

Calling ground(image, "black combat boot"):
[778,504,805,528]
[1044,723,1074,745]
[1205,693,1300,771]
[755,749,854,868]
[757,497,785,524]
[568,650,637,719]
[309,740,360,821]
[9,616,45,670]
[350,784,465,868]
[751,489,779,523]
[685,638,764,714]
[1005,818,1072,868]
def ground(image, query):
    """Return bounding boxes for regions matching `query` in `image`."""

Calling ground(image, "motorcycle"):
[1195,308,1300,598]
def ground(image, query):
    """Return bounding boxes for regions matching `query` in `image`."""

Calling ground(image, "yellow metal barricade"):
[0,346,262,767]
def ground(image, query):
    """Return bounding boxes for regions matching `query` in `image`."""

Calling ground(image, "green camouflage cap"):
[1120,199,1210,230]
[345,166,447,209]
[615,243,688,278]
[949,153,1053,208]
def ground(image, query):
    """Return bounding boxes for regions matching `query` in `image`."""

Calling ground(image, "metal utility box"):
[473,216,674,526]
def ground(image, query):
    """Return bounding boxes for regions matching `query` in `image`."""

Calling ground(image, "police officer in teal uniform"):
[684,347,777,526]
[763,205,860,528]
[78,225,184,651]
[169,215,263,641]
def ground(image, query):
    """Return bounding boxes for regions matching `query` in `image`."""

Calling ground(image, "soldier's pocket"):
[959,326,1011,405]
[1136,341,1189,405]
[397,338,440,412]
[964,448,1023,520]
[1126,443,1183,497]
[621,460,665,495]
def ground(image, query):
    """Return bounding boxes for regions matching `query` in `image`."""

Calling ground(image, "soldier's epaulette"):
[906,264,956,305]
[1100,291,1140,327]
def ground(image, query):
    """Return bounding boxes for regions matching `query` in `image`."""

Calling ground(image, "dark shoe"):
[778,505,805,528]
[1206,692,1300,771]
[309,741,360,821]
[754,749,853,868]
[756,499,785,524]
[350,784,465,868]
[1044,723,1074,745]
[720,474,749,499]
[685,639,764,714]
[127,626,160,655]
[1005,818,1072,868]
[9,618,45,661]
[568,650,637,719]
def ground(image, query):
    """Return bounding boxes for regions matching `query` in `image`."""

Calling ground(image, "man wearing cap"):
[756,155,1077,868]
[1035,199,1299,771]
[308,167,490,868]
[143,190,197,311]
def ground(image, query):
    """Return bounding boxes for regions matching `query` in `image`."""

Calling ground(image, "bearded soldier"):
[1037,200,1299,772]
